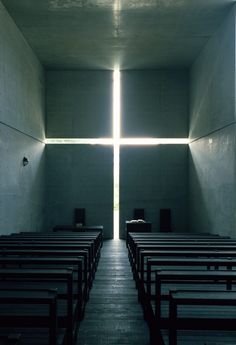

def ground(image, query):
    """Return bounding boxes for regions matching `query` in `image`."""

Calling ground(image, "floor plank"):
[77,239,150,345]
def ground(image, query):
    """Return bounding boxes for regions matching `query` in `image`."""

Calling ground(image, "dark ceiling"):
[1,0,235,70]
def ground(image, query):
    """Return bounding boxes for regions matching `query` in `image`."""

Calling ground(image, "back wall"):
[45,70,189,238]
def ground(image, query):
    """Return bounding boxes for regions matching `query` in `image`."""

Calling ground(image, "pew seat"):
[167,290,236,345]
[0,268,75,345]
[0,334,21,345]
[0,289,65,345]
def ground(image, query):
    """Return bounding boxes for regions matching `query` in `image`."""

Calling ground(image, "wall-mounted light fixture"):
[22,157,29,166]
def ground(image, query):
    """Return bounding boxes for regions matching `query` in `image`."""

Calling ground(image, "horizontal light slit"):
[119,138,190,145]
[45,138,113,145]
[45,138,189,145]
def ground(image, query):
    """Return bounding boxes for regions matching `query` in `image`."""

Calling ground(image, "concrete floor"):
[77,239,150,345]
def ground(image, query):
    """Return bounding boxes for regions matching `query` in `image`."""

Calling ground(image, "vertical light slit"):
[113,144,120,240]
[113,68,120,240]
[113,68,120,141]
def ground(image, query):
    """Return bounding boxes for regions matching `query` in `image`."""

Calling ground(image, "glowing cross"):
[46,68,189,239]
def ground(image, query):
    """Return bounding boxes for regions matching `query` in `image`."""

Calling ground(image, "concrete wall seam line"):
[189,121,236,144]
[0,120,45,144]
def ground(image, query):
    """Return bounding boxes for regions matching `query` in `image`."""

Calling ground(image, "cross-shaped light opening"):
[45,68,189,239]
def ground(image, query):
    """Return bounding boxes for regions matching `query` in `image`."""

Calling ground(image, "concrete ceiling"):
[1,0,235,70]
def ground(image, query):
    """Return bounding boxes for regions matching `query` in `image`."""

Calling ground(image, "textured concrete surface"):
[189,7,236,238]
[189,125,236,239]
[120,145,188,239]
[121,70,189,138]
[45,145,113,238]
[0,2,45,235]
[1,0,234,69]
[77,240,149,345]
[46,71,112,138]
[189,7,235,141]
[0,2,45,141]
[0,126,45,234]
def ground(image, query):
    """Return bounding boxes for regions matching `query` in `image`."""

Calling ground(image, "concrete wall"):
[120,146,188,238]
[121,70,189,138]
[189,7,236,238]
[45,145,113,239]
[46,71,112,138]
[0,2,45,234]
[45,70,189,238]
[45,70,113,237]
[120,70,189,238]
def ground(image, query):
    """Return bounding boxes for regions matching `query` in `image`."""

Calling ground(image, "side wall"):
[189,7,236,238]
[0,2,45,234]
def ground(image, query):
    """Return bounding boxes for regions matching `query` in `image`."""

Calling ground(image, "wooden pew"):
[127,233,226,254]
[127,231,232,281]
[0,268,75,345]
[0,230,103,345]
[53,225,103,233]
[127,232,225,253]
[127,232,236,281]
[168,290,236,345]
[141,257,236,323]
[146,257,236,300]
[0,232,102,276]
[154,270,236,324]
[0,249,90,297]
[5,230,103,258]
[0,256,85,320]
[134,243,236,275]
[138,252,236,322]
[149,270,236,344]
[127,232,223,255]
[0,334,21,345]
[205,343,236,345]
[0,288,62,345]
[0,243,94,286]
[126,232,236,345]
[52,226,103,246]
[127,233,229,275]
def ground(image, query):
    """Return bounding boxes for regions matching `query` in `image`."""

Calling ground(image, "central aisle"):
[77,239,149,345]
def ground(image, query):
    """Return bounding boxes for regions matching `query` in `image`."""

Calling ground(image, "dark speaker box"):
[74,208,86,226]
[160,208,171,232]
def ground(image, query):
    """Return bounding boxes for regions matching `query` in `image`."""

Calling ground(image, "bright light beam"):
[45,138,190,145]
[113,68,121,142]
[45,138,113,145]
[113,0,121,38]
[113,68,120,240]
[119,138,190,145]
